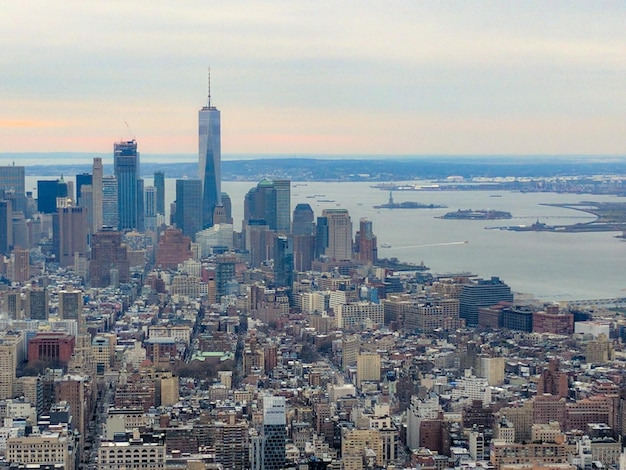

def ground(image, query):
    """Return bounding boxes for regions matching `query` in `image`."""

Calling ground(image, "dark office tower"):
[154,171,165,216]
[0,200,12,254]
[114,139,140,230]
[292,203,315,236]
[315,216,328,258]
[215,255,236,300]
[53,205,88,268]
[92,157,103,232]
[75,173,92,202]
[355,217,377,263]
[37,179,68,214]
[459,277,514,326]
[220,192,233,225]
[137,178,145,232]
[0,165,25,213]
[25,287,48,320]
[199,71,221,228]
[175,179,202,241]
[89,228,130,287]
[262,395,286,470]
[102,176,118,229]
[273,236,293,290]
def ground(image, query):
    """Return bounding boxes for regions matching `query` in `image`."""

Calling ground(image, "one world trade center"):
[198,70,221,228]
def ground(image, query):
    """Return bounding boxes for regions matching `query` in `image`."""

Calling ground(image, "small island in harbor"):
[439,209,513,220]
[374,191,447,210]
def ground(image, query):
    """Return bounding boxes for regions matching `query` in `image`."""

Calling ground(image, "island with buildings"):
[439,209,513,220]
[373,192,446,210]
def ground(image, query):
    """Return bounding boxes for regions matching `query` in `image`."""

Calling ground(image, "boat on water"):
[380,243,392,248]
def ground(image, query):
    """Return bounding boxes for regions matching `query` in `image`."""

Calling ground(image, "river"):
[29,177,626,301]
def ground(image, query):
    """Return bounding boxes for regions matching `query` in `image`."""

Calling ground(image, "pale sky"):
[1,1,626,156]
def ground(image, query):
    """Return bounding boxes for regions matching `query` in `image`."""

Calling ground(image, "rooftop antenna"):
[207,66,212,108]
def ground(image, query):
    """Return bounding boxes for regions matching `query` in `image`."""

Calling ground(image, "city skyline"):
[2,2,626,156]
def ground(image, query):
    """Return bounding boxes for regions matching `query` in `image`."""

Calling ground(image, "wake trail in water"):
[393,241,469,249]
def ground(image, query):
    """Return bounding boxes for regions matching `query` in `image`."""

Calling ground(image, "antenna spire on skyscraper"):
[207,66,212,108]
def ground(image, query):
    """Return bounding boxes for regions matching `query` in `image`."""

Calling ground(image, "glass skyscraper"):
[114,139,140,230]
[154,171,165,216]
[175,179,202,241]
[262,395,286,470]
[102,176,118,229]
[198,79,221,229]
[0,165,25,213]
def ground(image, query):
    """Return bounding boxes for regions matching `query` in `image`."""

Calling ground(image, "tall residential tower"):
[198,70,221,228]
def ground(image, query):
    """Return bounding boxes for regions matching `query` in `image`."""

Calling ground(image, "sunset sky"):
[2,1,626,157]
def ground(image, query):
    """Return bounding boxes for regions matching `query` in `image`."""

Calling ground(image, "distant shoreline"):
[13,155,626,184]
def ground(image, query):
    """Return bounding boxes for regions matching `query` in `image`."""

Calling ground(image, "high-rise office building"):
[199,72,221,228]
[11,247,29,283]
[262,395,286,470]
[37,179,68,214]
[75,173,92,202]
[243,179,291,233]
[459,277,514,326]
[321,208,352,261]
[215,255,236,301]
[79,184,94,236]
[25,287,48,321]
[0,332,19,400]
[136,178,145,232]
[114,139,141,230]
[273,180,291,233]
[220,192,233,224]
[0,165,25,213]
[92,157,103,232]
[53,205,88,268]
[154,171,165,216]
[315,216,328,259]
[273,236,293,290]
[355,217,377,263]
[175,179,202,241]
[11,212,28,250]
[245,220,274,268]
[59,288,82,323]
[102,176,118,229]
[89,228,130,287]
[144,186,157,231]
[0,200,12,255]
[155,228,192,269]
[292,203,315,236]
